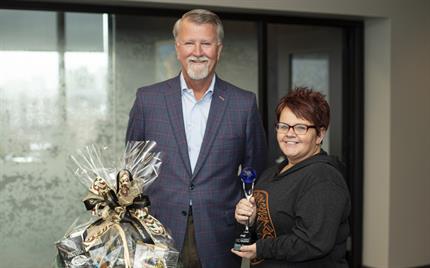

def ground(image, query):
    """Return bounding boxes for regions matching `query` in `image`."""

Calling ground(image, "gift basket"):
[55,141,179,268]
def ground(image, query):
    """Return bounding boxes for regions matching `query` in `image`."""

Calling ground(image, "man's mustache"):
[187,56,209,63]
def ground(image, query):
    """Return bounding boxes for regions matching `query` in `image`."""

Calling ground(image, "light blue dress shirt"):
[180,72,215,174]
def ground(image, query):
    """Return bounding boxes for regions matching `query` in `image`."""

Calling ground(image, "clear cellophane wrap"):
[55,141,179,268]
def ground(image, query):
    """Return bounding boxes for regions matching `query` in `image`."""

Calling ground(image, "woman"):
[232,88,351,267]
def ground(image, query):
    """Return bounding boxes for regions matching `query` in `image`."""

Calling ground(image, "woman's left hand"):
[231,243,257,259]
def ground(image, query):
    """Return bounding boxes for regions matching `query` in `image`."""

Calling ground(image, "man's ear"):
[217,43,223,61]
[316,128,326,145]
[175,42,181,60]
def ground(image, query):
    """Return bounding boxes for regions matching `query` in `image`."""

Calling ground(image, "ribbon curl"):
[81,170,155,268]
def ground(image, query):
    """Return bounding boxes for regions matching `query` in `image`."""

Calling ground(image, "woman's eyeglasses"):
[274,122,316,135]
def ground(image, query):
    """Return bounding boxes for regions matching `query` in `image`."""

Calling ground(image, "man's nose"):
[192,43,203,56]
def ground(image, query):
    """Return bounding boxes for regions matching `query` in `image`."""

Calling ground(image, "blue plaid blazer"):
[126,75,267,268]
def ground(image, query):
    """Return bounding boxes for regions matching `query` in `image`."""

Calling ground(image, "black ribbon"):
[82,190,154,247]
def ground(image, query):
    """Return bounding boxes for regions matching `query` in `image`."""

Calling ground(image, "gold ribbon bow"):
[81,170,154,268]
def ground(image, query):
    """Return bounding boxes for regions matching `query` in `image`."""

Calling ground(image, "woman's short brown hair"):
[276,87,330,135]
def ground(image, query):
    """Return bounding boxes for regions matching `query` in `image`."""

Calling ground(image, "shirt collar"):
[180,72,216,97]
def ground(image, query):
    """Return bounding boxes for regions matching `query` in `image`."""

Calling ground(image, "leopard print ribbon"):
[81,174,161,267]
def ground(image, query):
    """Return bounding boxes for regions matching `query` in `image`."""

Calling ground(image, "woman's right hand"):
[235,197,257,226]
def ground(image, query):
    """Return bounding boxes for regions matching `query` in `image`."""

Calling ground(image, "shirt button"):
[181,210,187,216]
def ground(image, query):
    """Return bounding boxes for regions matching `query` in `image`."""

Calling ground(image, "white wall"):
[363,18,391,267]
[41,0,430,267]
[388,3,430,267]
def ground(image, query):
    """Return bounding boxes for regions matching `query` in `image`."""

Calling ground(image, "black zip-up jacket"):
[252,150,351,268]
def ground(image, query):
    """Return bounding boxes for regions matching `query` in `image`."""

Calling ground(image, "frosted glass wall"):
[0,10,110,268]
[0,9,257,268]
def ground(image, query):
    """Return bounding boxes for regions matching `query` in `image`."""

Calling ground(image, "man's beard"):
[186,56,210,80]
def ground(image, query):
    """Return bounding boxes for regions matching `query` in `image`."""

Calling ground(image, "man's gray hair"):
[173,9,224,44]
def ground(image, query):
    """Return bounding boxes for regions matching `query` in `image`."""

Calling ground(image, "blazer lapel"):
[192,78,229,179]
[164,76,192,176]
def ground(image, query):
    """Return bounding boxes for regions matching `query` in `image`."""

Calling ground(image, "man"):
[126,9,267,268]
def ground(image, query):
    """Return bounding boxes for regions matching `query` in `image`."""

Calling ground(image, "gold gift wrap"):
[56,141,179,268]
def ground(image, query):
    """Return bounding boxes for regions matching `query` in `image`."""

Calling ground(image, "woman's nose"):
[286,127,296,136]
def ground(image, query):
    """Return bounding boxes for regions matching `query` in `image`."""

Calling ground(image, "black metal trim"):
[257,20,268,133]
[342,23,364,268]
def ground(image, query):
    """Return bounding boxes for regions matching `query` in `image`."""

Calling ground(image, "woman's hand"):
[235,197,257,226]
[231,243,257,259]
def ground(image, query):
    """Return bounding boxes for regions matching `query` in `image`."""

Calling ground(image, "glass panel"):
[65,13,104,51]
[267,24,343,163]
[0,9,57,51]
[0,10,110,268]
[0,51,76,267]
[290,53,331,152]
[217,20,259,98]
[65,51,110,147]
[291,53,329,95]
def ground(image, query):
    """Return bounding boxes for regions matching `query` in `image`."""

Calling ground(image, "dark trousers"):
[179,207,202,268]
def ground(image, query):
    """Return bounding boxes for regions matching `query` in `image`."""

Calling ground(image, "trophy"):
[233,167,257,251]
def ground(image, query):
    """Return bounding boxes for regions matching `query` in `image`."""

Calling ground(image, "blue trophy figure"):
[233,167,257,250]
